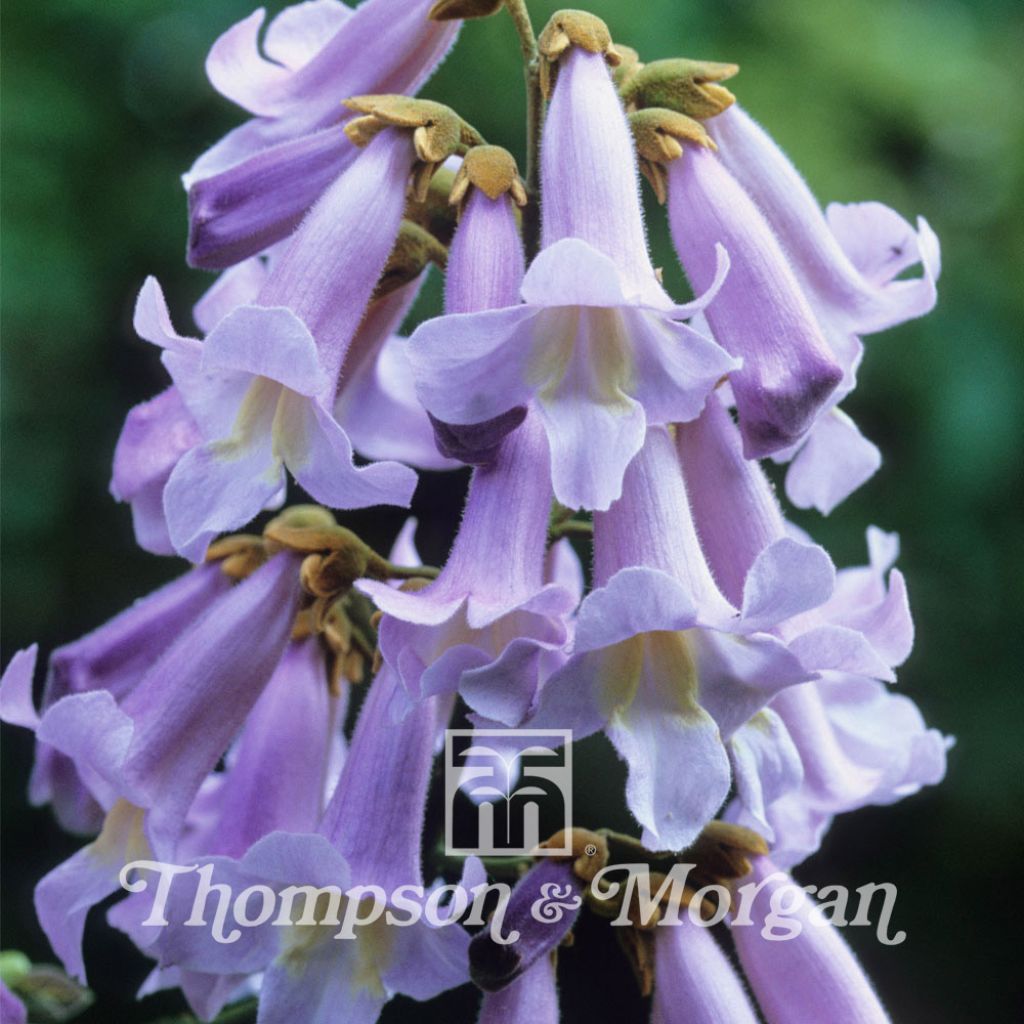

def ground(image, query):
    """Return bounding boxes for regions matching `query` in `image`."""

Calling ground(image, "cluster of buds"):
[1,3,947,1023]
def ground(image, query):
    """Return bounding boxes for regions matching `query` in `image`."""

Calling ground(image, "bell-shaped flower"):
[532,426,824,850]
[360,414,576,727]
[187,0,459,268]
[662,132,844,459]
[651,916,759,1024]
[108,636,344,1020]
[730,858,892,1023]
[138,129,424,561]
[408,45,736,511]
[677,396,947,860]
[708,106,940,349]
[0,565,232,834]
[28,553,303,981]
[153,668,473,1024]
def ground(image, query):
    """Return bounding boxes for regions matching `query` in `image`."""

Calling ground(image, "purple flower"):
[666,144,844,459]
[532,426,823,849]
[137,129,425,561]
[360,414,576,727]
[187,0,459,268]
[730,858,892,1023]
[29,553,302,981]
[109,636,344,1020]
[651,916,759,1024]
[677,396,947,860]
[708,106,940,510]
[0,565,232,835]
[408,46,735,511]
[154,669,473,1024]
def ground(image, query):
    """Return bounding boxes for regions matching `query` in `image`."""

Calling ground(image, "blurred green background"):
[2,0,1021,1021]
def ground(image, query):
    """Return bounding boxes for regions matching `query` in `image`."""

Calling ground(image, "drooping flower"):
[109,636,344,1021]
[408,40,736,511]
[730,858,892,1023]
[0,565,232,834]
[676,394,947,861]
[29,553,303,981]
[650,120,844,459]
[154,668,473,1024]
[187,0,459,268]
[707,105,940,511]
[532,426,826,849]
[477,957,559,1024]
[137,126,431,560]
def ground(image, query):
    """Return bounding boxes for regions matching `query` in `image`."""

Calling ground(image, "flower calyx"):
[620,58,739,120]
[538,10,622,98]
[629,107,716,203]
[534,827,610,882]
[374,220,449,300]
[449,145,528,210]
[343,95,485,201]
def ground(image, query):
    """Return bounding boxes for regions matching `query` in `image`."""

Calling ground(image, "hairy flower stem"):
[505,0,543,258]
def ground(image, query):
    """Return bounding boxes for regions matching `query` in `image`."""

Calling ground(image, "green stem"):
[549,518,594,541]
[383,562,441,580]
[504,0,543,259]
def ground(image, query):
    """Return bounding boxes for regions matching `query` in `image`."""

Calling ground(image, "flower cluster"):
[1,3,949,1023]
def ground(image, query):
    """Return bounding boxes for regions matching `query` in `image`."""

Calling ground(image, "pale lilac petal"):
[0,645,39,729]
[592,426,733,617]
[193,255,270,333]
[318,667,445,892]
[202,305,328,397]
[535,346,647,511]
[520,238,629,309]
[732,859,891,1024]
[652,918,759,1024]
[407,305,540,426]
[478,956,559,1024]
[728,710,803,842]
[711,106,939,336]
[264,1,353,71]
[447,189,525,314]
[542,47,659,302]
[110,387,202,556]
[690,629,812,742]
[784,407,882,515]
[275,394,417,509]
[573,567,699,654]
[134,277,201,357]
[118,553,301,855]
[36,801,149,981]
[739,538,836,632]
[206,9,295,116]
[163,428,282,564]
[611,633,731,850]
[203,638,334,858]
[668,149,843,458]
[676,392,788,606]
[380,918,471,1002]
[545,537,584,606]
[788,626,896,682]
[258,941,387,1024]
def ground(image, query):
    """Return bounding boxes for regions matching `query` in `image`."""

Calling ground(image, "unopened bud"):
[621,58,738,120]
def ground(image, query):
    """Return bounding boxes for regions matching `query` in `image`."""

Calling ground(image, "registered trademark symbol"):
[584,843,598,857]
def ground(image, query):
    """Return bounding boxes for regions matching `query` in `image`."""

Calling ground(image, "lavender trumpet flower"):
[408,39,735,511]
[28,553,302,981]
[187,0,459,268]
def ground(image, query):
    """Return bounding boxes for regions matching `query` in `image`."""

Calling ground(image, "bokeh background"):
[2,0,1021,1021]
